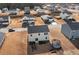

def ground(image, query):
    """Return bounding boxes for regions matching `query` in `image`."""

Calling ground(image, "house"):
[2,8,8,13]
[61,22,79,40]
[60,9,72,19]
[34,6,41,11]
[36,9,45,16]
[21,15,35,28]
[52,8,61,16]
[0,16,10,28]
[8,9,18,15]
[28,25,49,44]
[41,15,57,24]
[60,9,75,22]
[45,4,53,10]
[24,7,30,15]
[68,4,76,10]
[0,32,5,47]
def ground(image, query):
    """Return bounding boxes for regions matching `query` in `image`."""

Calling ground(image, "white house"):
[28,25,49,44]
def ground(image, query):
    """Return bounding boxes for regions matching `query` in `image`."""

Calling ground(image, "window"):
[45,37,47,39]
[30,34,32,36]
[38,33,40,36]
[44,33,48,35]
[35,38,38,41]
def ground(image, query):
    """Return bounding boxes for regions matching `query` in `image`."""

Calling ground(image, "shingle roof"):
[28,25,49,33]
[68,22,79,30]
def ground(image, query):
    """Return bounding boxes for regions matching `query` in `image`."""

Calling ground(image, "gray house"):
[8,9,18,15]
[0,32,5,47]
[61,22,79,40]
[34,6,41,11]
[21,15,35,28]
[60,9,72,19]
[41,15,57,24]
[60,9,75,22]
[2,8,8,13]
[28,25,49,44]
[0,16,10,27]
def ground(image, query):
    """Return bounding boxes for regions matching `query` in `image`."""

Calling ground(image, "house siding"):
[28,32,49,42]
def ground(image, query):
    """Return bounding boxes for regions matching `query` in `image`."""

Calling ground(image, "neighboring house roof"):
[61,9,72,14]
[28,25,49,33]
[67,22,79,30]
[24,7,30,13]
[22,15,35,21]
[0,32,4,47]
[8,9,17,15]
[36,9,44,13]
[24,7,30,10]
[41,15,53,20]
[34,6,41,11]
[2,8,8,12]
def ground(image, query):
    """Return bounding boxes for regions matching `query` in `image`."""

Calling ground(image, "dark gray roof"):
[68,22,79,30]
[0,32,4,47]
[28,25,49,33]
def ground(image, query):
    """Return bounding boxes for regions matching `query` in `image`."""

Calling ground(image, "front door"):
[35,38,39,44]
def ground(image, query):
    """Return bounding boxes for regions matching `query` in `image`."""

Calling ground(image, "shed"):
[61,22,79,40]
